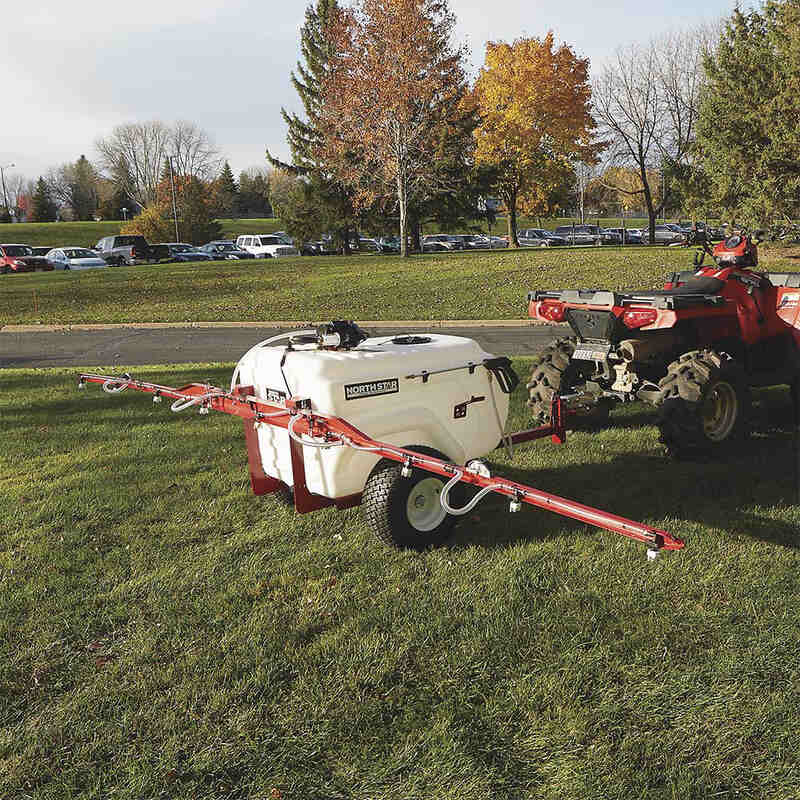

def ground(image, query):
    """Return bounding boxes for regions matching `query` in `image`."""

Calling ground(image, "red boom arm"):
[78,372,684,553]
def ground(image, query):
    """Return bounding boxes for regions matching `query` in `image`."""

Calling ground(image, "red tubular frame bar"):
[78,373,684,552]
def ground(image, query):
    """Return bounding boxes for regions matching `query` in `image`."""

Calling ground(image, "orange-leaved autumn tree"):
[121,173,221,244]
[316,0,469,257]
[472,35,599,246]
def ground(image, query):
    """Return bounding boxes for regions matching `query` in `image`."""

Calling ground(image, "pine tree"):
[31,177,58,222]
[272,0,337,174]
[696,1,800,224]
[213,161,239,217]
[70,155,99,220]
[239,171,271,217]
[268,0,357,252]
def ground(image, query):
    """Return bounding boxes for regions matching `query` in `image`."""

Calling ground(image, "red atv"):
[527,229,800,457]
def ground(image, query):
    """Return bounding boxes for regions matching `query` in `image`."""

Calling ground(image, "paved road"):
[0,324,564,369]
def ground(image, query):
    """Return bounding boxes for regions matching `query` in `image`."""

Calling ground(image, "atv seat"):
[630,276,725,299]
[765,273,800,288]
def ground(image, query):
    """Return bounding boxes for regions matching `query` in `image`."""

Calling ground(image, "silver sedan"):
[48,247,109,271]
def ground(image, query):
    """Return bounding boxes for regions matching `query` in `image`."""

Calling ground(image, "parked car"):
[296,241,321,256]
[47,247,109,271]
[459,234,491,250]
[377,236,401,253]
[236,234,299,258]
[553,225,618,245]
[94,235,167,266]
[353,237,382,254]
[422,234,459,251]
[200,241,256,260]
[600,228,623,245]
[31,247,52,257]
[422,238,451,252]
[520,228,567,246]
[315,238,341,255]
[0,244,54,273]
[518,229,553,247]
[159,243,214,262]
[640,225,686,245]
[603,227,642,244]
[487,236,509,249]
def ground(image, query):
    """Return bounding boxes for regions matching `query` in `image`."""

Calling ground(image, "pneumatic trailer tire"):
[361,446,464,550]
[657,350,749,459]
[526,337,611,427]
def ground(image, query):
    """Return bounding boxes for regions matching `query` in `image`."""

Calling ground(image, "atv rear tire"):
[526,337,610,427]
[657,350,749,458]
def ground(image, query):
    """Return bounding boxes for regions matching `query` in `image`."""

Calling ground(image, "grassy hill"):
[0,219,288,249]
[1,245,796,327]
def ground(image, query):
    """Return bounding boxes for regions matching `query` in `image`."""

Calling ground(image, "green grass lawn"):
[0,219,287,249]
[2,361,799,798]
[4,246,796,326]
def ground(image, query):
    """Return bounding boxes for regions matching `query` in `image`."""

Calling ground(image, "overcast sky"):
[2,0,739,184]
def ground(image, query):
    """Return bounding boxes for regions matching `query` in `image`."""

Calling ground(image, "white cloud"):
[1,0,735,181]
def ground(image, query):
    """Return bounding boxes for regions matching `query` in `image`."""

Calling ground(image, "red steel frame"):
[78,372,684,552]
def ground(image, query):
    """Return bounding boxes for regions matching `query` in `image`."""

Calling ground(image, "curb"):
[1,319,564,334]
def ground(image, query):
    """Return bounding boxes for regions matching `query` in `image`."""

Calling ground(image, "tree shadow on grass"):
[451,421,800,553]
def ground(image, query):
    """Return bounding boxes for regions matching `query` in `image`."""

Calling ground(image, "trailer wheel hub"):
[702,380,738,441]
[407,477,447,532]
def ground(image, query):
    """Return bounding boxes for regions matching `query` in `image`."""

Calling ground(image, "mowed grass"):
[2,361,800,798]
[6,245,797,326]
[0,219,287,250]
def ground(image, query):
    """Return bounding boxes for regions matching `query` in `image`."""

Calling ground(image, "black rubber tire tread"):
[361,446,463,551]
[526,337,611,428]
[657,349,750,459]
[526,337,575,423]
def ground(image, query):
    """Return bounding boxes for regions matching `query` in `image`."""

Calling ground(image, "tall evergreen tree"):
[213,161,239,217]
[696,1,800,224]
[239,170,272,217]
[268,0,357,252]
[70,155,99,220]
[31,177,58,222]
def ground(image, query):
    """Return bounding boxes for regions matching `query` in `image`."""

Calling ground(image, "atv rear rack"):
[529,288,727,310]
[78,372,684,556]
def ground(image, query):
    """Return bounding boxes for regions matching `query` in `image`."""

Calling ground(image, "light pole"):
[167,155,180,242]
[0,162,15,218]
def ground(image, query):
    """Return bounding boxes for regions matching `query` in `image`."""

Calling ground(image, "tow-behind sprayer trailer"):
[79,321,684,558]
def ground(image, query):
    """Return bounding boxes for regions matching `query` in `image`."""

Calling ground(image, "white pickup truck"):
[235,234,298,258]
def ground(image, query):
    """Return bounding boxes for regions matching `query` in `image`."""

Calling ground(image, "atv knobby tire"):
[657,350,749,458]
[526,337,610,427]
[361,446,464,550]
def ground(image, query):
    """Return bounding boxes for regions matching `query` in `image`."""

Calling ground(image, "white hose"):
[102,380,128,394]
[170,391,225,413]
[229,329,317,393]
[438,469,507,516]
[286,414,343,449]
[340,436,408,461]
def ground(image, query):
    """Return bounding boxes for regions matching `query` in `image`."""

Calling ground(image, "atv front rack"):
[78,372,684,555]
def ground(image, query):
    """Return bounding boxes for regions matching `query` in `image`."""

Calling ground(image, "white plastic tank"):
[234,333,511,499]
